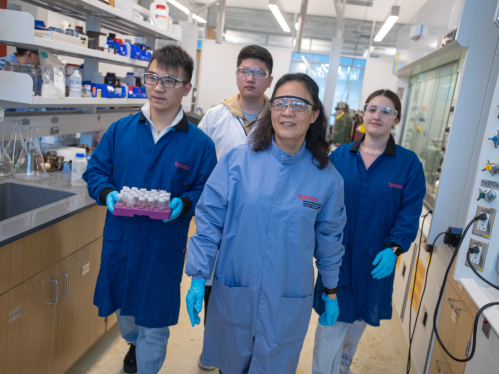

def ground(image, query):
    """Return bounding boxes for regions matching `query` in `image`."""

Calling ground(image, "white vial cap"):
[139,196,145,201]
[151,189,158,192]
[140,188,147,191]
[131,187,138,190]
[159,197,165,202]
[165,193,171,197]
[117,193,123,198]
[123,186,130,190]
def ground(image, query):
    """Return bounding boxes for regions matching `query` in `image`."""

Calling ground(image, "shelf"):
[10,0,181,40]
[0,70,147,108]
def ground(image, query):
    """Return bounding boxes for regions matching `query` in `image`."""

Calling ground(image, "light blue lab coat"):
[185,140,346,374]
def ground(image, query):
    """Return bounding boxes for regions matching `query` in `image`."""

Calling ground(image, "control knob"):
[477,188,496,203]
[482,159,499,176]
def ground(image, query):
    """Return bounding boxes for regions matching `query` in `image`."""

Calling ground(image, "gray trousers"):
[312,319,368,374]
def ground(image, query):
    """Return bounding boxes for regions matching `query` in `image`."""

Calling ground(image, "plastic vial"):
[137,196,145,209]
[153,196,159,209]
[125,195,134,208]
[165,196,170,209]
[158,197,166,211]
[116,194,124,207]
[146,196,155,210]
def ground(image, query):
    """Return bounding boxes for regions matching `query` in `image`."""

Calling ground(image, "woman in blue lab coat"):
[184,73,347,374]
[312,89,426,374]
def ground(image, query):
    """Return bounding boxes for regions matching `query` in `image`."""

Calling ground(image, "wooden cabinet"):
[0,205,108,374]
[430,279,477,374]
[51,239,106,374]
[0,264,59,374]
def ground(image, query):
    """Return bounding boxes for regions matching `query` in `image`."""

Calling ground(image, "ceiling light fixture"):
[374,5,400,42]
[268,0,291,33]
[192,13,207,23]
[362,46,375,58]
[167,0,190,15]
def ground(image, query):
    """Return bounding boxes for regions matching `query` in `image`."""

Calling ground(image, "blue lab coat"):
[313,135,426,326]
[185,140,346,374]
[83,111,217,328]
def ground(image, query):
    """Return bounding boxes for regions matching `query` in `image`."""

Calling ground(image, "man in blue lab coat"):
[83,45,217,374]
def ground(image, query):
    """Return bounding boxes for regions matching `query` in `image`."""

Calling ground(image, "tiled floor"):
[66,220,416,374]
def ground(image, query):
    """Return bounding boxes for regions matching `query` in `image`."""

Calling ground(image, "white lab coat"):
[198,103,257,161]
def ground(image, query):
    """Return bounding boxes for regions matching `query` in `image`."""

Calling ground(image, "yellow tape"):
[359,124,366,133]
[336,112,345,120]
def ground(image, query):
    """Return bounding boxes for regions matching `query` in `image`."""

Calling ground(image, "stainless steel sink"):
[0,182,76,222]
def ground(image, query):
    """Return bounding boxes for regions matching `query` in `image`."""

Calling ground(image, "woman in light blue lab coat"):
[184,73,347,374]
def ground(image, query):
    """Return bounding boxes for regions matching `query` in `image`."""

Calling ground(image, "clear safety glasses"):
[236,67,270,80]
[270,96,317,113]
[141,73,188,89]
[363,104,398,119]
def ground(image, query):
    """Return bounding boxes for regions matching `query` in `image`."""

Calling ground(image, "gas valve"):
[482,159,499,176]
[488,130,499,148]
[477,188,497,203]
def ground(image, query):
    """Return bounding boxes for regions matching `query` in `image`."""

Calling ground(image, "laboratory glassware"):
[14,127,47,181]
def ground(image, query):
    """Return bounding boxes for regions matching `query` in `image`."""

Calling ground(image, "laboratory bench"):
[0,171,112,374]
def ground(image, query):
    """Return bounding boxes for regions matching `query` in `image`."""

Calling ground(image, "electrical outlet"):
[470,245,482,265]
[466,238,489,271]
[476,214,489,232]
[472,206,496,238]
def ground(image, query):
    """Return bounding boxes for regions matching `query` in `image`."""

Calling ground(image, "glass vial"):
[137,196,145,209]
[126,195,136,208]
[116,193,124,207]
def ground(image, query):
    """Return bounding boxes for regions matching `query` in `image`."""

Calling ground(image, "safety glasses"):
[270,96,317,113]
[363,104,398,119]
[236,67,270,80]
[141,73,188,89]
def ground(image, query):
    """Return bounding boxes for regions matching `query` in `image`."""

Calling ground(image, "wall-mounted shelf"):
[0,70,147,108]
[10,0,181,40]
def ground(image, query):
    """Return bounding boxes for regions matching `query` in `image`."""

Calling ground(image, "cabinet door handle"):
[435,360,448,374]
[447,298,461,311]
[60,273,69,297]
[49,279,59,305]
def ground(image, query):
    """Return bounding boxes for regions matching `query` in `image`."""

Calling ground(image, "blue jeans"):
[312,319,368,374]
[116,309,170,374]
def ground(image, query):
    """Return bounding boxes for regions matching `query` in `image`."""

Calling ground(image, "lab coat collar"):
[138,102,189,132]
[349,134,396,157]
[271,138,307,164]
[222,92,270,120]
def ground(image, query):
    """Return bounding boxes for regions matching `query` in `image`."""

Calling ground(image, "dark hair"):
[16,48,38,57]
[148,45,194,83]
[365,89,401,121]
[237,45,273,75]
[250,73,330,170]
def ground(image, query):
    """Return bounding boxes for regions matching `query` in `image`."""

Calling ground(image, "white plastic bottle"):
[69,70,82,98]
[71,153,88,186]
[150,0,169,30]
[124,72,135,87]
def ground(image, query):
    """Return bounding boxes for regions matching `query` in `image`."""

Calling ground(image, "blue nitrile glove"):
[106,191,118,213]
[371,248,398,279]
[318,293,339,326]
[186,278,207,327]
[163,198,183,222]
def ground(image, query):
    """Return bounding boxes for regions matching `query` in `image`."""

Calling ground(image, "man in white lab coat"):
[196,44,273,371]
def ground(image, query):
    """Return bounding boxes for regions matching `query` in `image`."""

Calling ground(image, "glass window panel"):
[268,35,292,49]
[340,57,353,66]
[292,52,308,60]
[353,59,366,67]
[309,54,330,63]
[289,61,308,75]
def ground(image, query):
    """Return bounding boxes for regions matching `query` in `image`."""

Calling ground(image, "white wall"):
[196,40,292,111]
[360,58,408,143]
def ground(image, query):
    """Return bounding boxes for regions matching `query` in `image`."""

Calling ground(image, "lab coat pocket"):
[171,174,192,197]
[102,225,123,269]
[210,276,251,325]
[148,235,185,286]
[275,293,313,345]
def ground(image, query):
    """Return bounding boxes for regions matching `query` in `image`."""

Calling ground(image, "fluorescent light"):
[192,13,207,23]
[268,0,291,33]
[374,5,400,42]
[167,0,190,15]
[295,22,300,30]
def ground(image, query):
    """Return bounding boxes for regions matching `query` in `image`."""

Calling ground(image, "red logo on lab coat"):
[389,182,403,189]
[298,194,319,203]
[175,162,189,170]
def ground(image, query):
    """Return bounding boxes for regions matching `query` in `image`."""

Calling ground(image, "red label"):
[298,194,319,203]
[389,182,403,189]
[175,162,189,170]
